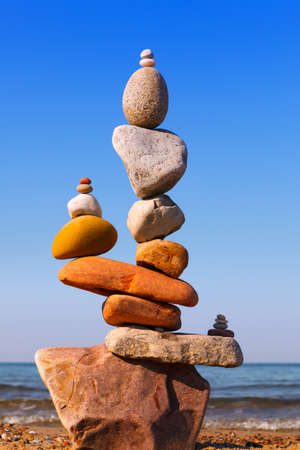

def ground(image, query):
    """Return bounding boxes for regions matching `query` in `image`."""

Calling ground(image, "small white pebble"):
[140,48,154,59]
[139,58,156,67]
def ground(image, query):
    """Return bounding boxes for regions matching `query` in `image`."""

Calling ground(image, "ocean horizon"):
[1,362,299,431]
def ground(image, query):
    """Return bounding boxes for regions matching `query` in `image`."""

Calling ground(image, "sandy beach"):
[1,423,300,449]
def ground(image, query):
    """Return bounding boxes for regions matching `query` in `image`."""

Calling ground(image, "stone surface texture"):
[208,329,235,338]
[67,194,102,219]
[105,327,243,367]
[127,195,185,243]
[102,294,181,330]
[136,239,189,278]
[76,184,92,194]
[80,177,91,184]
[52,216,117,259]
[112,125,187,199]
[58,256,198,307]
[122,67,168,129]
[35,344,210,450]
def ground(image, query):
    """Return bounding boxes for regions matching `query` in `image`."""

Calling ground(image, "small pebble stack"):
[208,314,235,337]
[109,49,192,330]
[52,178,117,259]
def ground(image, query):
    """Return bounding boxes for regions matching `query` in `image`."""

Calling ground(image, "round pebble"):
[80,177,91,184]
[123,67,168,129]
[214,323,228,330]
[215,319,228,324]
[76,184,93,194]
[140,49,154,59]
[217,314,226,320]
[139,58,156,67]
[68,193,102,219]
[208,328,234,337]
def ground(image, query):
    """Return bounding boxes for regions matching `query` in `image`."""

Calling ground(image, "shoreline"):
[1,424,300,448]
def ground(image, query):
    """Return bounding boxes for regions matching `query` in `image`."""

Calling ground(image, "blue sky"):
[1,0,299,362]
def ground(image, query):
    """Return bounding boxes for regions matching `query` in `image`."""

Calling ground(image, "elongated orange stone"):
[58,256,198,307]
[103,294,181,330]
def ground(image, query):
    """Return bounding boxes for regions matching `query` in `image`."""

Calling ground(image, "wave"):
[214,383,300,390]
[0,383,47,392]
[203,417,300,431]
[208,397,300,409]
[3,415,300,430]
[0,414,59,425]
[0,398,55,412]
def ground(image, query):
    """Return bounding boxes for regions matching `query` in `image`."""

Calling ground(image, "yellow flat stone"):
[52,215,117,259]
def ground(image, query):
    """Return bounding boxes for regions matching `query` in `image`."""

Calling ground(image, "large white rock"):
[112,125,187,199]
[67,194,102,219]
[105,326,244,367]
[127,195,185,243]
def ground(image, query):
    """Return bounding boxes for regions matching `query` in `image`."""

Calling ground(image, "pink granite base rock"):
[35,344,210,450]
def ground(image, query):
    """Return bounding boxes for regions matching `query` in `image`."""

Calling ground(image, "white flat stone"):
[67,194,102,219]
[127,194,185,243]
[105,326,244,367]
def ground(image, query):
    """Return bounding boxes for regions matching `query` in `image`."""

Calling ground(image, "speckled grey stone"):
[127,194,185,243]
[122,67,168,129]
[112,125,187,199]
[105,326,244,367]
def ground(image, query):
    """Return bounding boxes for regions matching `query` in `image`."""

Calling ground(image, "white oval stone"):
[127,194,185,243]
[67,194,102,219]
[139,58,156,67]
[140,49,154,59]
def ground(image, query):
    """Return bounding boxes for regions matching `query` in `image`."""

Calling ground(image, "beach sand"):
[1,423,300,449]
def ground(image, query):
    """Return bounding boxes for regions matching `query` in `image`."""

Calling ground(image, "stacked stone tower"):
[35,50,243,450]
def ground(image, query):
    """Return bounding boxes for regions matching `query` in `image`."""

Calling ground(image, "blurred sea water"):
[0,362,299,430]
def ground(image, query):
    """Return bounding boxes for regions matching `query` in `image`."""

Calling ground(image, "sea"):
[0,363,299,431]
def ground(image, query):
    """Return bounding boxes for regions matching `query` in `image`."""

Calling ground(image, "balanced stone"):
[106,327,244,367]
[127,195,185,243]
[136,239,189,278]
[35,344,210,450]
[214,323,227,329]
[80,177,91,184]
[52,216,117,259]
[102,294,181,330]
[208,329,235,338]
[140,49,154,59]
[67,194,102,219]
[208,314,235,337]
[58,256,198,307]
[76,184,93,194]
[140,58,156,67]
[217,314,226,320]
[112,125,187,198]
[123,67,168,129]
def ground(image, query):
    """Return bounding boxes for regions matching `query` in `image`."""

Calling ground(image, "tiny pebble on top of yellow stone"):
[52,178,117,259]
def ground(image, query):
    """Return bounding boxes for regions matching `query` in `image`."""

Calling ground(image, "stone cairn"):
[208,314,235,337]
[35,49,244,450]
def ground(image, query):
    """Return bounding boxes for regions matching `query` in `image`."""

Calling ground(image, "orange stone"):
[58,256,198,307]
[80,177,91,184]
[102,294,181,330]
